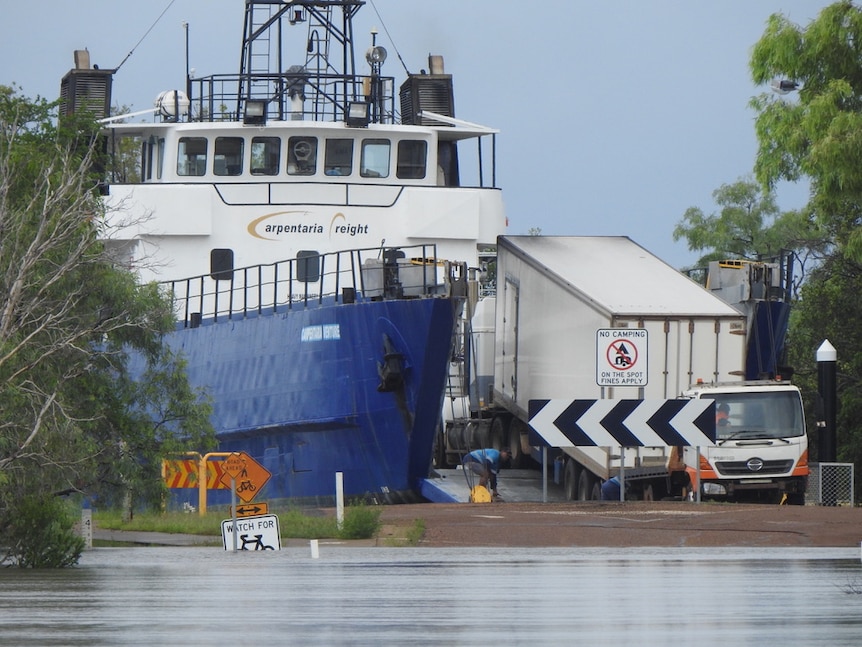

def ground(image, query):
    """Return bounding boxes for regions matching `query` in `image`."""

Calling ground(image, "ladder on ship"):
[238,1,362,122]
[446,323,467,401]
[238,2,275,118]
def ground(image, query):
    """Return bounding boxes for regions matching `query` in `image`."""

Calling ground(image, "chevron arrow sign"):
[528,399,716,448]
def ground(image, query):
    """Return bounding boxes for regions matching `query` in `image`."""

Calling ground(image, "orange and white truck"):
[436,236,808,504]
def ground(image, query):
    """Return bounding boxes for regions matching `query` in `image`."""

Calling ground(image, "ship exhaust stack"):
[399,55,455,126]
[60,50,114,120]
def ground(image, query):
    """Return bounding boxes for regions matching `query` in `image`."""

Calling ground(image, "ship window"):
[287,136,317,175]
[143,137,166,181]
[214,137,244,176]
[177,137,207,176]
[157,137,165,179]
[251,136,280,175]
[396,140,427,179]
[324,139,353,176]
[297,250,320,283]
[360,139,390,178]
[141,138,154,181]
[210,248,234,281]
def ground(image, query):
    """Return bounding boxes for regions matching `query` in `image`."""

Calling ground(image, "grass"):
[95,509,222,535]
[93,504,387,541]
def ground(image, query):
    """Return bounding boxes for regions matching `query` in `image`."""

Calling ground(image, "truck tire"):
[507,418,525,468]
[473,422,490,450]
[490,415,509,452]
[578,470,598,501]
[785,492,806,506]
[564,460,579,500]
[641,484,654,501]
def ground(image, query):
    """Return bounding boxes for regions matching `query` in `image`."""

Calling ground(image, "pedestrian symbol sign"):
[218,452,271,503]
[596,328,648,387]
[222,453,245,479]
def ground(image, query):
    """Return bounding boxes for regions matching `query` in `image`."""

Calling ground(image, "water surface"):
[2,546,860,645]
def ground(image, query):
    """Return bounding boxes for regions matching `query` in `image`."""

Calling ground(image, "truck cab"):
[681,381,808,504]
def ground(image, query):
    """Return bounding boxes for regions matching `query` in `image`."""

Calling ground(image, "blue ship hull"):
[165,295,456,505]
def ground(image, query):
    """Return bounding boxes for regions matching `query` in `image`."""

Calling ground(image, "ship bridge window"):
[324,139,353,176]
[251,136,280,175]
[214,137,244,176]
[288,136,317,175]
[157,137,165,179]
[177,137,207,176]
[142,137,167,181]
[396,140,427,180]
[360,139,390,178]
[142,138,154,181]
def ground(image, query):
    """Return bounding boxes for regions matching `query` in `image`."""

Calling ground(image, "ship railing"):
[188,73,396,124]
[163,244,450,328]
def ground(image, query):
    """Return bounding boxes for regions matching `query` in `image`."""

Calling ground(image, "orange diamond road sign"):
[219,452,272,503]
[163,459,228,489]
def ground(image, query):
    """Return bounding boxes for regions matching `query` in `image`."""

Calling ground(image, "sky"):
[0,0,833,269]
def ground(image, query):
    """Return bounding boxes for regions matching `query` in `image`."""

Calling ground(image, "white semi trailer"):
[437,236,808,504]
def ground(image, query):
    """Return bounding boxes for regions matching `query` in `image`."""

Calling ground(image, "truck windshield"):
[711,390,805,441]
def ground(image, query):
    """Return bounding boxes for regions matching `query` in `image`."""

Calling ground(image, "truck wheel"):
[507,419,525,468]
[786,492,806,506]
[564,461,579,500]
[577,470,596,501]
[643,484,655,501]
[490,415,509,452]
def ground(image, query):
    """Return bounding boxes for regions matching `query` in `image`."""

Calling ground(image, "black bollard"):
[816,340,837,506]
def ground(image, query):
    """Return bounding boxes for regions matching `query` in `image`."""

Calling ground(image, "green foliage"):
[748,3,862,497]
[94,509,223,536]
[674,178,783,264]
[107,105,143,183]
[1,494,85,568]
[337,503,382,540]
[750,1,862,258]
[673,177,827,291]
[278,509,342,537]
[786,252,862,472]
[93,505,383,541]
[403,518,426,546]
[0,85,215,554]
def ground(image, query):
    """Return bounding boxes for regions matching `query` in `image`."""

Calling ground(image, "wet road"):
[2,545,861,645]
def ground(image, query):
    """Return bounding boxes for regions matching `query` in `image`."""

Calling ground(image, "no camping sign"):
[596,329,648,387]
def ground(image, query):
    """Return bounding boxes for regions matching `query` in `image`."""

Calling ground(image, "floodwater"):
[2,545,861,646]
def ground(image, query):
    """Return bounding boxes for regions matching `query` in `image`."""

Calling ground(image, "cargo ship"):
[61,1,506,504]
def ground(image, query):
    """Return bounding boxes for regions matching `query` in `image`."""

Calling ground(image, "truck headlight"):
[702,482,727,496]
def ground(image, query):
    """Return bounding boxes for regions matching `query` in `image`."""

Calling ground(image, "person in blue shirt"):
[462,448,510,498]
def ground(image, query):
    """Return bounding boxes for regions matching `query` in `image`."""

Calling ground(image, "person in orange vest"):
[716,402,731,427]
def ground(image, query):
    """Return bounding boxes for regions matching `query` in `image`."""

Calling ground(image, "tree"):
[675,177,784,261]
[0,87,215,566]
[673,177,826,294]
[106,104,143,184]
[749,2,862,484]
[750,0,862,259]
[785,251,862,468]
